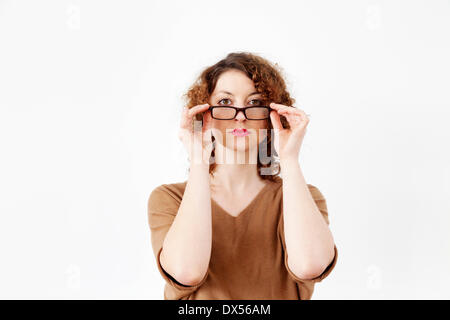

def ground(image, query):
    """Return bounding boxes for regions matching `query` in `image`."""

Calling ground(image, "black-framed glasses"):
[209,106,270,120]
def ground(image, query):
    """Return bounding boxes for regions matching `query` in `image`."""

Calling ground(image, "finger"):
[285,109,308,127]
[278,107,310,125]
[187,103,210,118]
[279,107,301,115]
[277,109,299,119]
[277,109,301,126]
[202,110,213,132]
[180,106,194,129]
[298,109,310,124]
[276,108,300,123]
[180,103,210,129]
[277,106,305,119]
[270,110,283,131]
[269,102,289,109]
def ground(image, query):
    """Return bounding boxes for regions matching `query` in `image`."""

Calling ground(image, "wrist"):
[280,156,299,167]
[189,162,210,173]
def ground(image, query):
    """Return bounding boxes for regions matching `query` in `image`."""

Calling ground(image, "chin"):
[231,144,258,153]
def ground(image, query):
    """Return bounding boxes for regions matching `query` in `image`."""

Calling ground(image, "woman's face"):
[208,69,269,155]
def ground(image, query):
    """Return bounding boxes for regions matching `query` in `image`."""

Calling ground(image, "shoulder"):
[306,184,326,200]
[268,175,283,191]
[147,180,188,212]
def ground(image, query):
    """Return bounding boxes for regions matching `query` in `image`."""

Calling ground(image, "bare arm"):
[281,158,335,280]
[160,164,212,286]
[159,103,213,286]
[268,102,335,280]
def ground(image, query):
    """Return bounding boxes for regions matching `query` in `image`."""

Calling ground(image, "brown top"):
[147,175,338,300]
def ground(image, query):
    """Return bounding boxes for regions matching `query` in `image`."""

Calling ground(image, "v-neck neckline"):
[211,181,274,219]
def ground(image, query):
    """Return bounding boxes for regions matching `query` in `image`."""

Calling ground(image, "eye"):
[249,99,262,105]
[218,98,231,105]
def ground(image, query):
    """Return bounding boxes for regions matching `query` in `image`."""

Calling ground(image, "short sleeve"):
[278,184,338,285]
[147,184,208,299]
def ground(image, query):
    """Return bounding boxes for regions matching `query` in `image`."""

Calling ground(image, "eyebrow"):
[216,91,261,97]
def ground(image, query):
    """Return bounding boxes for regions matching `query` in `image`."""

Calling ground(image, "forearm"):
[281,158,335,278]
[160,164,212,284]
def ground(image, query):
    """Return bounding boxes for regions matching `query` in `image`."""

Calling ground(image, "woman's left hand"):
[269,102,309,161]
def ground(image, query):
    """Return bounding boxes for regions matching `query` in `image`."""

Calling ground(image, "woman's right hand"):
[178,103,214,166]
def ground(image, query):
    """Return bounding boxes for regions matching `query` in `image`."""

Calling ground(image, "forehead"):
[212,70,259,95]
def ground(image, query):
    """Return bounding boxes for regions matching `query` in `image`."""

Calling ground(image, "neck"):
[210,143,264,192]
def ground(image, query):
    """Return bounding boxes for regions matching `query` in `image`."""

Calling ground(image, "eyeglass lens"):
[212,107,269,120]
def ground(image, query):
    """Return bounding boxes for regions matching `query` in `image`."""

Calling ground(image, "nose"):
[235,108,246,121]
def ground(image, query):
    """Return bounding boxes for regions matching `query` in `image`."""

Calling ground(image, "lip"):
[231,128,249,137]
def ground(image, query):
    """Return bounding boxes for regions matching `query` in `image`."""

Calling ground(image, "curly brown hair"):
[182,51,296,181]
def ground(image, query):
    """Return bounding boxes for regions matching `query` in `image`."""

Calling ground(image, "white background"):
[0,0,449,299]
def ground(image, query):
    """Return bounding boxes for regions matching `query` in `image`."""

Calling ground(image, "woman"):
[147,52,338,300]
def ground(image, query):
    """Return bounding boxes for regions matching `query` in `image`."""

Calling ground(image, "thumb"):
[270,110,283,131]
